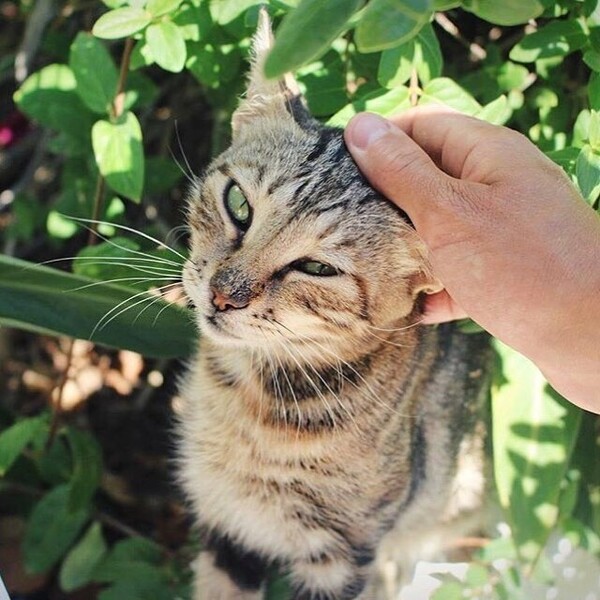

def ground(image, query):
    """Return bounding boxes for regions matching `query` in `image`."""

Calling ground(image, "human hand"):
[344,107,600,413]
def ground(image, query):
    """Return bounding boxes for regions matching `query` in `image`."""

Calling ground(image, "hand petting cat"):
[345,108,600,414]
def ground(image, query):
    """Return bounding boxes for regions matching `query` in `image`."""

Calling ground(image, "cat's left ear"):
[231,8,311,136]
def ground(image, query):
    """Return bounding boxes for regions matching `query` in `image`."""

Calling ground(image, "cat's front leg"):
[193,530,269,600]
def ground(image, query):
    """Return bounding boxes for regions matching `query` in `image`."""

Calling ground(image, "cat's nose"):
[211,288,249,311]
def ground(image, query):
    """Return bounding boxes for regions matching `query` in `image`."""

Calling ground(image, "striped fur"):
[178,11,491,600]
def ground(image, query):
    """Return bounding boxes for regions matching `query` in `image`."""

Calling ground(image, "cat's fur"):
[178,11,491,600]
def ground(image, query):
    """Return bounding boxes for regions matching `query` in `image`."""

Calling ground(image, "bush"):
[0,0,599,598]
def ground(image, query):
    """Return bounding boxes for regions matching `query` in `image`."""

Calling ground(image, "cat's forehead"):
[207,121,393,224]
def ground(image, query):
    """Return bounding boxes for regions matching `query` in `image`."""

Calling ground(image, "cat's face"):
[183,15,440,353]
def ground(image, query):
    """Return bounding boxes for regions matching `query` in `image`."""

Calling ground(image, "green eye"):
[225,183,251,230]
[295,260,338,276]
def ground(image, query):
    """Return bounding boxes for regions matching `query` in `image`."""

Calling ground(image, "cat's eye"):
[225,183,251,230]
[295,260,338,276]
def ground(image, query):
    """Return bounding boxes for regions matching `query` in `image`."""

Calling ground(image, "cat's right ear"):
[231,8,311,137]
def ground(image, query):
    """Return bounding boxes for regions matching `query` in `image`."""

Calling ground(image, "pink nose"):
[211,288,249,311]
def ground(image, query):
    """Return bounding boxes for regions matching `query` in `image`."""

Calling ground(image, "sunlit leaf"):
[510,20,587,63]
[327,86,410,127]
[420,77,481,114]
[92,112,144,201]
[145,21,187,72]
[492,342,582,564]
[576,145,600,204]
[93,7,152,39]
[146,0,182,17]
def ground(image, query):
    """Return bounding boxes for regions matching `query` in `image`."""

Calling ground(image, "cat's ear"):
[410,271,444,298]
[231,8,311,136]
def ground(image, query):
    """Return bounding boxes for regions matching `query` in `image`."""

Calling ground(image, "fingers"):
[389,105,545,183]
[420,290,468,324]
[344,112,454,228]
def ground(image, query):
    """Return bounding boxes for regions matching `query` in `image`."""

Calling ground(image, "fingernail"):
[346,113,392,150]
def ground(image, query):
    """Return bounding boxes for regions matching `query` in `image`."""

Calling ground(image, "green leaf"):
[378,23,442,87]
[297,50,348,116]
[69,33,118,114]
[59,522,108,591]
[0,416,48,476]
[476,95,511,125]
[327,85,410,127]
[23,484,90,573]
[145,21,187,72]
[509,20,587,63]
[588,110,600,151]
[93,7,152,39]
[420,77,481,114]
[463,0,543,25]
[431,581,464,600]
[209,0,257,24]
[264,0,363,78]
[146,0,183,17]
[0,255,194,359]
[14,64,94,148]
[355,0,432,53]
[66,427,103,512]
[576,145,600,204]
[93,537,163,584]
[492,342,582,565]
[92,112,144,201]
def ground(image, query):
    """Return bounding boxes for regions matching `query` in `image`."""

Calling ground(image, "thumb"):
[344,112,452,230]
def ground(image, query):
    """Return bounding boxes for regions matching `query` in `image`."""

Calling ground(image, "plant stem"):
[87,175,106,246]
[112,37,135,119]
[46,338,75,448]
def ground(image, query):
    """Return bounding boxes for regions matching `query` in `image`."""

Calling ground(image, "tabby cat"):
[178,10,491,600]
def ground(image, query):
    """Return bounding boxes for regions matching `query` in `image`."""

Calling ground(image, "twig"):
[15,0,57,82]
[409,67,419,107]
[46,338,75,448]
[435,12,487,61]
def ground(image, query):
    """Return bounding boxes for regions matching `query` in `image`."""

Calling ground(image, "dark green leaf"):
[576,145,600,204]
[69,33,118,114]
[92,111,144,201]
[144,156,183,193]
[59,522,108,591]
[93,7,152,39]
[145,21,187,72]
[355,0,432,53]
[0,416,48,476]
[509,20,587,63]
[93,537,163,584]
[378,23,441,87]
[23,484,90,573]
[66,427,103,512]
[264,0,363,78]
[463,0,543,25]
[0,255,194,359]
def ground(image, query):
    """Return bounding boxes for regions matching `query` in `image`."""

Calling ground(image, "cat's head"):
[183,9,441,353]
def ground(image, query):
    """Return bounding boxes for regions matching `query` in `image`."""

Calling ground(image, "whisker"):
[366,319,423,333]
[97,282,183,333]
[66,216,188,262]
[67,276,180,293]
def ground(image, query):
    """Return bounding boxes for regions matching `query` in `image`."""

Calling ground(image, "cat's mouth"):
[201,313,246,344]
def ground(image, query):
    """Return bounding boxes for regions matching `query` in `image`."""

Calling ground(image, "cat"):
[177,9,492,600]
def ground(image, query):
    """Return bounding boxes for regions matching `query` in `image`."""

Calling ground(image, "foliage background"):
[0,0,599,598]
